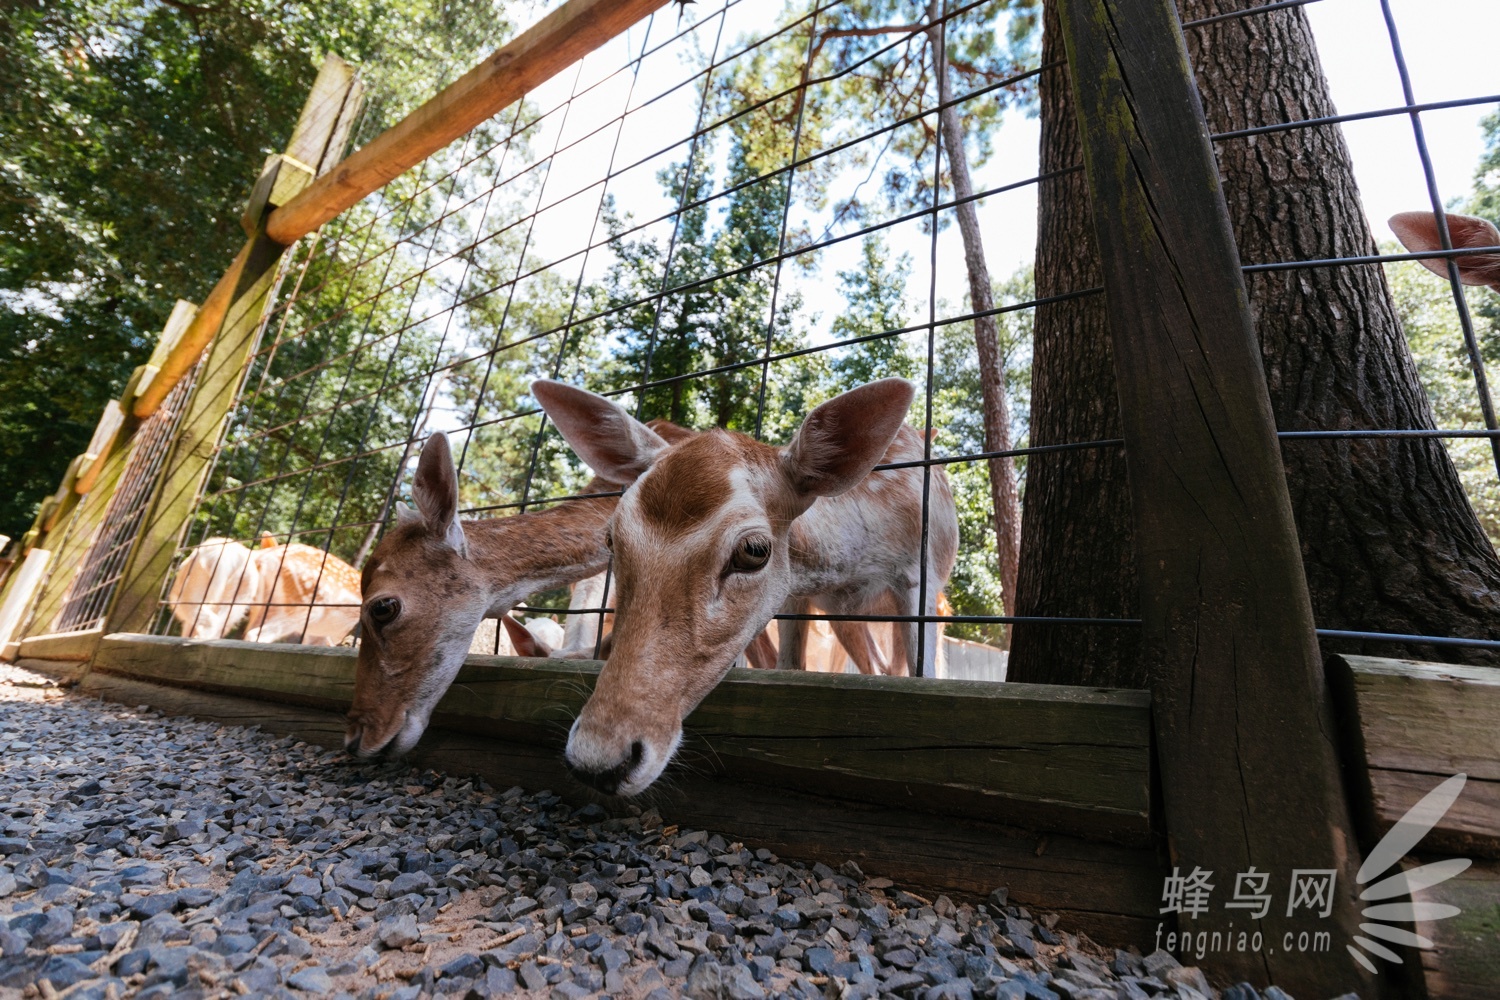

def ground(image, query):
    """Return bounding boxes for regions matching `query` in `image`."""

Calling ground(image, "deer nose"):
[566,740,643,796]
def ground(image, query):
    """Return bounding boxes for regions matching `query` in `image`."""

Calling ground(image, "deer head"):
[343,419,680,758]
[1389,211,1500,292]
[532,377,916,796]
[346,432,488,757]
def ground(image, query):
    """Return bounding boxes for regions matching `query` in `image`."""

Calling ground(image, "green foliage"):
[931,267,1032,642]
[1385,110,1500,550]
[0,0,522,541]
[599,124,805,434]
[1390,254,1500,547]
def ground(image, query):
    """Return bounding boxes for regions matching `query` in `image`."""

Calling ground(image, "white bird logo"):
[1347,773,1469,974]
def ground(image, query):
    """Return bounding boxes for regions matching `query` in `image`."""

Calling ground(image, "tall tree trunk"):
[1013,0,1500,685]
[925,4,1022,635]
[1008,4,1143,686]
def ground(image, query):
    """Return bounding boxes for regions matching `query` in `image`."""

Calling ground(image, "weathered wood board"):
[18,628,102,663]
[74,668,1164,947]
[1413,858,1500,1000]
[25,443,130,635]
[1329,655,1500,859]
[1057,0,1366,991]
[92,633,1155,845]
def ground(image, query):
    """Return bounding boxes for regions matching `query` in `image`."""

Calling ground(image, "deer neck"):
[462,490,618,613]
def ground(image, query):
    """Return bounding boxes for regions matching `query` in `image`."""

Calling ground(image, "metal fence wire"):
[54,365,203,634]
[150,0,1500,669]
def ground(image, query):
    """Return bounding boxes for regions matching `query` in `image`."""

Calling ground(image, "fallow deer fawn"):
[241,536,362,646]
[344,419,892,758]
[533,377,958,796]
[168,537,257,639]
[344,432,621,758]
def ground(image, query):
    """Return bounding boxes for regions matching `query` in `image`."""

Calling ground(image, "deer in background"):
[241,534,362,646]
[533,377,958,796]
[167,534,362,645]
[1390,210,1500,292]
[167,537,257,639]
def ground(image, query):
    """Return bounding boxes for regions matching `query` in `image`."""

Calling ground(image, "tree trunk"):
[1012,0,1500,685]
[925,5,1022,636]
[1008,4,1143,686]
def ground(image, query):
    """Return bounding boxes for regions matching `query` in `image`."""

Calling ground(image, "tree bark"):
[1012,0,1500,685]
[1008,4,1143,686]
[925,4,1022,635]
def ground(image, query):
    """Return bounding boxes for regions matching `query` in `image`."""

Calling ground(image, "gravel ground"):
[0,661,1322,1000]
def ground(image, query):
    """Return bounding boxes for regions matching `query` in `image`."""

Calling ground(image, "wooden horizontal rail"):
[92,633,1155,845]
[18,628,102,663]
[1329,654,1500,859]
[1327,655,1500,1000]
[132,241,251,418]
[264,0,673,245]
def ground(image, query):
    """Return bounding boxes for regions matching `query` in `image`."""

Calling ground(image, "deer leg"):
[895,579,940,677]
[828,619,889,675]
[743,630,778,670]
[562,571,607,652]
[776,596,809,670]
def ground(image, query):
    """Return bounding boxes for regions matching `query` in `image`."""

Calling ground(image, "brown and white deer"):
[343,418,895,758]
[533,377,958,796]
[344,432,639,758]
[168,537,258,639]
[241,536,363,646]
[168,535,363,644]
[1389,210,1500,292]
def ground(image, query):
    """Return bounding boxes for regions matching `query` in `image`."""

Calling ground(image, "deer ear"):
[783,378,915,500]
[532,380,670,486]
[502,614,552,657]
[412,433,468,556]
[1391,211,1500,287]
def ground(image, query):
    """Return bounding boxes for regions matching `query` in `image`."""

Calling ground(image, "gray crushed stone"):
[0,662,1332,1000]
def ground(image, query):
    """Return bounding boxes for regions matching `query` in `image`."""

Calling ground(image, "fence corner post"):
[98,57,364,642]
[1053,0,1371,994]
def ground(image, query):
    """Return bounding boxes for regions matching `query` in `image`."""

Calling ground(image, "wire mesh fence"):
[52,365,202,634]
[146,0,1500,669]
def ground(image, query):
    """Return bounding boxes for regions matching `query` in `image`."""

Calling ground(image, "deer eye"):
[730,536,772,574]
[368,596,401,626]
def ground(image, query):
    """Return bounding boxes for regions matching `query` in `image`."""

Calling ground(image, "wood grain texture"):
[18,628,102,662]
[75,669,1164,947]
[93,633,1154,844]
[264,0,672,245]
[1054,0,1365,992]
[1329,655,1500,859]
[25,445,130,635]
[284,54,361,175]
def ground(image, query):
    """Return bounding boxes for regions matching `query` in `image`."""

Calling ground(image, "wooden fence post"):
[1053,0,1370,994]
[102,57,364,637]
